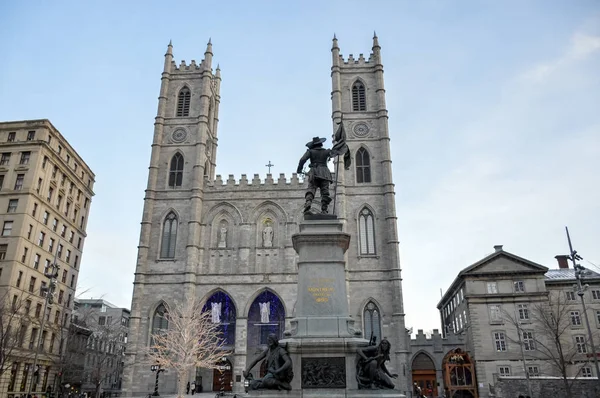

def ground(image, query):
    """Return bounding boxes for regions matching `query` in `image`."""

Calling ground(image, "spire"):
[163,40,173,72]
[166,40,173,56]
[204,37,213,70]
[372,31,380,49]
[215,64,221,78]
[332,33,339,50]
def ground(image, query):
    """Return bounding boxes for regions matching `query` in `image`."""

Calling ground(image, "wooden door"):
[212,360,233,392]
[413,370,438,397]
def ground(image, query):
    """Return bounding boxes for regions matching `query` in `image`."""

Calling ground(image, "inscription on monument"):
[301,357,346,389]
[307,277,335,303]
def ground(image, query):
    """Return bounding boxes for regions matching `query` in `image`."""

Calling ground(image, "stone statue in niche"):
[356,338,398,389]
[211,302,221,324]
[243,334,293,390]
[262,220,274,247]
[259,302,270,323]
[218,222,227,248]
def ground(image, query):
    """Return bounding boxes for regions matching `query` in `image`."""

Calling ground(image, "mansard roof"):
[545,268,600,283]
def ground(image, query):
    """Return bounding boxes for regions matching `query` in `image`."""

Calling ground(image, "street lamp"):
[26,260,60,397]
[150,364,165,396]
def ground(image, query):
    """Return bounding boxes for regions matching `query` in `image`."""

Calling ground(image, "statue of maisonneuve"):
[297,136,332,214]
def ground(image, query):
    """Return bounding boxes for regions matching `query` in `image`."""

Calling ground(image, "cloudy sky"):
[1,1,598,334]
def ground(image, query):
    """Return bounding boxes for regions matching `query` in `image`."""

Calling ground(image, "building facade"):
[0,119,95,397]
[123,36,409,395]
[437,245,600,398]
[73,298,130,397]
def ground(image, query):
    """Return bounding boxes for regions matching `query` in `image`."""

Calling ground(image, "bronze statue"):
[356,338,398,389]
[297,137,333,214]
[243,334,293,390]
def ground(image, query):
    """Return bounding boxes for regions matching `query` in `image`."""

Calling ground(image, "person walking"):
[190,380,196,395]
[186,381,190,394]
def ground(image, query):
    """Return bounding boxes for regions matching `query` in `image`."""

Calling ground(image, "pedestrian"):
[186,381,190,394]
[190,380,196,395]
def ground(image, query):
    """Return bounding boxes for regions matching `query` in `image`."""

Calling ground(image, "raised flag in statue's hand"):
[330,120,351,169]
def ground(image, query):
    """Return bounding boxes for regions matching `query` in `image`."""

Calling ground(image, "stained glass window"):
[359,208,376,255]
[247,290,286,348]
[160,212,177,258]
[356,148,371,183]
[169,153,184,188]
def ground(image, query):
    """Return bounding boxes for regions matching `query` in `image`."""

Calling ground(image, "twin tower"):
[122,35,408,396]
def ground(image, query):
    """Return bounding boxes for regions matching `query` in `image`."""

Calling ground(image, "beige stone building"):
[437,245,600,398]
[123,35,409,395]
[0,119,95,397]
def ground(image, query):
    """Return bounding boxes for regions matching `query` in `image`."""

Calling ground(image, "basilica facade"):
[122,35,409,395]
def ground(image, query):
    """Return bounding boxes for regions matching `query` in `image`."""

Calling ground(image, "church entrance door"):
[413,370,437,397]
[212,360,233,392]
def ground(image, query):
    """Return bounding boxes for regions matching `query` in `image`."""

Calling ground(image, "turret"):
[204,38,213,70]
[372,31,381,62]
[331,34,342,123]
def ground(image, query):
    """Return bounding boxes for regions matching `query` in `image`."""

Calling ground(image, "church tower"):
[122,40,221,394]
[333,33,409,388]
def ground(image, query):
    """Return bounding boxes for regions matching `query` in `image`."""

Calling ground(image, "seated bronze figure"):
[356,338,398,389]
[243,334,293,390]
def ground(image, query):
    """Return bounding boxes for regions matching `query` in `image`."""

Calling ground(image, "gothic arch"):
[355,146,372,184]
[243,287,289,318]
[202,202,244,225]
[351,78,367,111]
[356,204,377,255]
[176,85,191,117]
[246,288,287,350]
[159,211,179,258]
[248,200,288,224]
[361,299,383,344]
[167,151,185,188]
[147,300,170,345]
[411,350,438,370]
[200,289,238,347]
[356,296,384,318]
[199,288,239,316]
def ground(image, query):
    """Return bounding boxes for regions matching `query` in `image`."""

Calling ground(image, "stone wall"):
[493,377,600,398]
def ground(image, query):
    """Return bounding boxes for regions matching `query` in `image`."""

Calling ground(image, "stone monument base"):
[244,390,406,397]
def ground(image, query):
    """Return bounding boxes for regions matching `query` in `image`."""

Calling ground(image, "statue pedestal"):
[246,217,404,398]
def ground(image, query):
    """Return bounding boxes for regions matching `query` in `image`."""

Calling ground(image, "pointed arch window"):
[352,81,366,111]
[176,87,191,117]
[160,212,177,258]
[364,301,381,344]
[359,207,376,255]
[204,161,210,178]
[356,148,371,183]
[168,153,184,188]
[150,303,168,346]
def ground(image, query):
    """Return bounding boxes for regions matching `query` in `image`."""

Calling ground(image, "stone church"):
[122,35,409,395]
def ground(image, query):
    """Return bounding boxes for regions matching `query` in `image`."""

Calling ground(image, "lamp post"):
[566,227,600,378]
[150,364,165,396]
[26,260,60,397]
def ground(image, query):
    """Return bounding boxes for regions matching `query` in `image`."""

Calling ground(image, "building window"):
[489,304,503,323]
[98,316,106,325]
[16,270,23,287]
[7,199,18,213]
[168,153,184,188]
[581,366,593,378]
[57,244,63,258]
[514,281,525,293]
[69,231,74,243]
[14,174,24,190]
[592,290,600,300]
[0,175,4,189]
[33,253,40,269]
[522,331,535,351]
[575,335,587,353]
[355,148,371,183]
[21,247,28,263]
[57,194,62,209]
[517,304,530,321]
[596,310,600,326]
[160,212,178,258]
[48,238,55,254]
[29,276,36,293]
[358,207,376,255]
[498,366,511,376]
[47,187,53,202]
[487,282,498,294]
[60,224,66,237]
[150,303,169,346]
[7,132,15,142]
[527,366,540,377]
[571,311,582,326]
[176,87,191,117]
[43,211,49,225]
[363,301,382,344]
[27,131,35,141]
[38,232,45,247]
[65,249,71,264]
[352,81,366,111]
[58,145,62,155]
[52,218,58,232]
[2,221,13,236]
[42,156,48,169]
[52,166,57,178]
[19,152,30,165]
[37,178,42,193]
[0,153,10,165]
[493,331,507,351]
[566,291,576,301]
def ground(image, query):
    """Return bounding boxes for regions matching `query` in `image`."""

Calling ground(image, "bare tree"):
[143,298,228,398]
[0,291,34,383]
[504,292,599,398]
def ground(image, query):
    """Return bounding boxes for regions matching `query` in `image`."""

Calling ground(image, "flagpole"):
[331,116,343,216]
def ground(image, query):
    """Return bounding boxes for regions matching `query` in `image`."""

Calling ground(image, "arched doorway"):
[412,352,437,397]
[201,291,237,348]
[212,359,233,392]
[246,290,285,359]
[442,348,478,398]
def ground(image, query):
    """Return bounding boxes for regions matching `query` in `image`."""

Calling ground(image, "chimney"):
[555,255,569,269]
[494,245,503,253]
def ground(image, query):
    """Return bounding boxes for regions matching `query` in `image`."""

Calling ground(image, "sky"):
[0,1,599,334]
